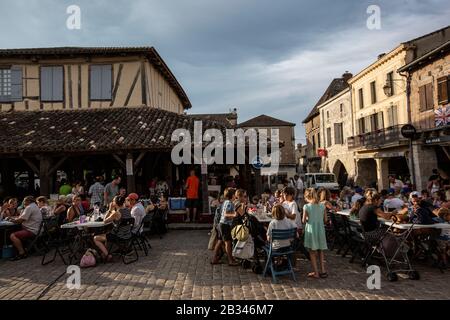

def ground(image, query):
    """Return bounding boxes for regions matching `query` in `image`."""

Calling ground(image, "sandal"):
[319,272,328,278]
[10,253,27,261]
[307,272,320,279]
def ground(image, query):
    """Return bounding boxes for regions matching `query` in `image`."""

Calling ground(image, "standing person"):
[428,172,442,195]
[211,188,239,266]
[88,176,105,208]
[72,181,84,196]
[127,193,146,234]
[59,179,72,196]
[148,177,157,197]
[282,187,302,229]
[8,196,43,260]
[389,175,404,192]
[234,189,248,207]
[295,175,304,208]
[302,188,328,279]
[104,176,121,207]
[185,170,200,223]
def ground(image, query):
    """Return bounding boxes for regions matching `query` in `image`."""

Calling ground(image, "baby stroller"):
[232,214,267,274]
[362,221,420,282]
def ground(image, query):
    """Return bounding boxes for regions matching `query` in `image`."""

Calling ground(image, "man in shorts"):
[185,169,200,223]
[9,196,43,260]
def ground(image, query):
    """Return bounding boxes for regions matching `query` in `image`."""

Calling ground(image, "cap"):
[127,193,139,201]
[388,188,395,195]
[410,191,421,199]
[355,187,363,194]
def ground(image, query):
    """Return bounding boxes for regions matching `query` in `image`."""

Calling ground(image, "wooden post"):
[201,163,209,215]
[39,156,51,196]
[255,167,262,197]
[126,153,136,193]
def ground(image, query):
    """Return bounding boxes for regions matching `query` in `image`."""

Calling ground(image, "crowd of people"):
[0,175,170,262]
[207,169,450,277]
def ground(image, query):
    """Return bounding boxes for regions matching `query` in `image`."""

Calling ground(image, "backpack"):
[232,237,254,260]
[80,249,97,268]
[231,224,250,242]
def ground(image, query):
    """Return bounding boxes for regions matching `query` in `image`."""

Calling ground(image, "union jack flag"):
[435,105,450,127]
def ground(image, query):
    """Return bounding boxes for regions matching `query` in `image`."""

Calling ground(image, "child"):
[282,187,302,229]
[267,204,297,250]
[302,188,328,279]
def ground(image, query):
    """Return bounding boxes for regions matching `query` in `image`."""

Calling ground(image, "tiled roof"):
[189,113,237,128]
[238,115,295,128]
[302,78,349,123]
[0,46,191,109]
[0,107,227,154]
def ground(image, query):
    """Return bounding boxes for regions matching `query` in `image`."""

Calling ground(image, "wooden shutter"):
[437,76,448,105]
[90,65,112,100]
[419,85,426,112]
[425,83,433,110]
[377,112,384,129]
[101,65,112,100]
[359,88,364,109]
[52,66,63,101]
[370,81,377,104]
[327,127,332,147]
[10,66,22,102]
[364,116,371,133]
[40,67,53,101]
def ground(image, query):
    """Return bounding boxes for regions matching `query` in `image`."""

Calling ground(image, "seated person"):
[36,196,51,217]
[54,196,69,225]
[434,208,450,266]
[350,197,366,218]
[128,193,146,234]
[94,196,132,261]
[267,204,297,251]
[8,196,43,260]
[1,198,20,218]
[383,189,405,212]
[67,196,83,222]
[80,194,91,213]
[398,194,435,225]
[145,195,160,213]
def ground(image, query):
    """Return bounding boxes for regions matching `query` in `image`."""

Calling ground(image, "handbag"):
[231,224,250,241]
[80,249,97,268]
[232,237,254,260]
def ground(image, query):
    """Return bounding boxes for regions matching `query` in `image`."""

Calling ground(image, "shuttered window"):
[90,65,112,100]
[334,123,344,145]
[437,76,449,105]
[377,112,384,129]
[41,66,64,102]
[358,118,365,134]
[326,127,332,147]
[358,88,364,109]
[370,81,377,104]
[387,72,394,96]
[387,105,398,127]
[0,66,22,102]
[419,83,434,112]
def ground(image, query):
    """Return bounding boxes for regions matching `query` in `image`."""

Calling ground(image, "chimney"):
[228,107,238,126]
[342,71,353,83]
[378,53,386,60]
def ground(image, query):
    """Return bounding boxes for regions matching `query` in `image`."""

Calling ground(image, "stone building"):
[317,72,355,187]
[398,40,450,190]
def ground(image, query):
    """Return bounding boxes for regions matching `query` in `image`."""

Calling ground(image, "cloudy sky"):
[1,0,449,142]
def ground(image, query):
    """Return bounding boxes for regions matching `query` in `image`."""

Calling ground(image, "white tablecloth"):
[61,221,112,229]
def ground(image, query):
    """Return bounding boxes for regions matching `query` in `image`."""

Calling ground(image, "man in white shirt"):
[127,193,146,234]
[383,189,405,211]
[9,196,43,260]
[389,175,404,192]
[351,187,364,205]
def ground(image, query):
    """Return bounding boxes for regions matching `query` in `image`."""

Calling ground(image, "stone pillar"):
[201,167,209,214]
[412,142,438,191]
[376,158,389,191]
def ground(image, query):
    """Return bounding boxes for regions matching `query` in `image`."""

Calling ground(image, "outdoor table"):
[380,220,450,230]
[61,220,113,262]
[250,213,272,224]
[0,221,20,247]
[336,209,351,216]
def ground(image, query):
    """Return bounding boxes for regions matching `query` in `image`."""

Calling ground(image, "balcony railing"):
[347,125,408,149]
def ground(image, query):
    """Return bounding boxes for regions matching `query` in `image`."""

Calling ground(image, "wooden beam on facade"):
[134,151,147,168]
[112,154,126,169]
[140,62,148,105]
[23,158,39,175]
[124,67,141,106]
[68,65,73,109]
[48,156,69,176]
[110,63,123,107]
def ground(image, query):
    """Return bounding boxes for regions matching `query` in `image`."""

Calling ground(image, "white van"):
[303,173,339,191]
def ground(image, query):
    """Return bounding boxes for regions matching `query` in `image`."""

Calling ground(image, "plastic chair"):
[263,228,298,283]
